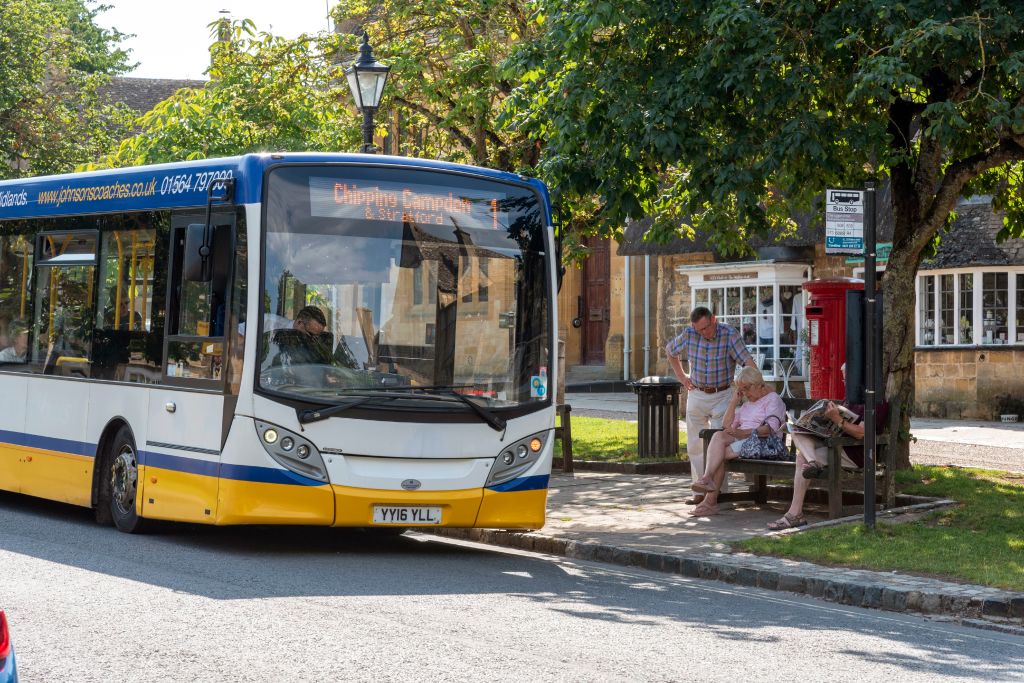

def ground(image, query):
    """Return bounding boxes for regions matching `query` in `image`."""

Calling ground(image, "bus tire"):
[108,425,146,534]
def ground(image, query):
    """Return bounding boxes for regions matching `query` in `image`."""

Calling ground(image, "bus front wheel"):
[108,426,146,534]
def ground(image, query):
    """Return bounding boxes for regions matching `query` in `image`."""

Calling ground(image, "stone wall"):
[811,244,858,278]
[914,348,1024,419]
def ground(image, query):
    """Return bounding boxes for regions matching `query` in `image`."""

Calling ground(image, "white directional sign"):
[825,188,864,254]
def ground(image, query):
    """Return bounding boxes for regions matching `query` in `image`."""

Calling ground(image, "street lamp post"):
[345,32,390,154]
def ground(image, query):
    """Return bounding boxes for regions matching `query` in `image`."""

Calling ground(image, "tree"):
[504,0,1024,467]
[332,0,542,170]
[0,0,133,177]
[101,19,359,166]
[106,3,543,173]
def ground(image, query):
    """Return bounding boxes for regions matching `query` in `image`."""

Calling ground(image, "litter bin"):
[628,376,681,458]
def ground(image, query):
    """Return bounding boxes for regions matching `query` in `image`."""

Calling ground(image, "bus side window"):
[0,231,34,370]
[32,231,98,378]
[172,223,231,338]
[92,216,168,383]
[165,219,233,384]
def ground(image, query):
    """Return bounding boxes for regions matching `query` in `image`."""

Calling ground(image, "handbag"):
[738,415,791,461]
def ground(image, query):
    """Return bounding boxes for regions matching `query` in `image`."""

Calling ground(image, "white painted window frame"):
[914,267,1024,347]
[677,261,813,380]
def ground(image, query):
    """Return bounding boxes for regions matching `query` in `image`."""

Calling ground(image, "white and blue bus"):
[0,154,556,532]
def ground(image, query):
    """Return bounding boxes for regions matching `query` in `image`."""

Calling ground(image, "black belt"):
[694,383,732,394]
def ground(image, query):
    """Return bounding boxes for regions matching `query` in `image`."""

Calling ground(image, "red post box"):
[802,278,864,399]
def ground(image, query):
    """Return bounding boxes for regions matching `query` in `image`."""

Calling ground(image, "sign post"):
[862,182,877,529]
[825,186,876,529]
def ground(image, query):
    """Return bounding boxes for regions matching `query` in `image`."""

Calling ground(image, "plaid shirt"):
[666,322,753,387]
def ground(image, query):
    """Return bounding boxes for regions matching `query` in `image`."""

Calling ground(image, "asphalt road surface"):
[2,490,1022,682]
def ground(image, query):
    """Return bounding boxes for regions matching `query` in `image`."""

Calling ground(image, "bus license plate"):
[373,505,442,525]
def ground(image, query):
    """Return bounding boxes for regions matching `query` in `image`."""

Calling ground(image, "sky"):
[95,1,336,80]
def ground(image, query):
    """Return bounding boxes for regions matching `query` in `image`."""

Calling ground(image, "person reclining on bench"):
[767,363,889,530]
[690,366,786,516]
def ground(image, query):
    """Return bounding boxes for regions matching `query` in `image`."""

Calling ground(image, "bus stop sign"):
[825,189,864,255]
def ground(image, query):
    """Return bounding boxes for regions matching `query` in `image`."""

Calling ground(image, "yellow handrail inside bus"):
[20,242,28,318]
[113,231,124,329]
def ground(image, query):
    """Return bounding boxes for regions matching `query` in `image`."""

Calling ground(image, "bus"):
[0,153,556,533]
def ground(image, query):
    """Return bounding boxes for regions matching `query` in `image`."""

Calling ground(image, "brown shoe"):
[684,494,705,506]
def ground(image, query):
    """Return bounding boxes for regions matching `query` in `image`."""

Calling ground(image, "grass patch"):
[738,465,1024,591]
[554,415,687,462]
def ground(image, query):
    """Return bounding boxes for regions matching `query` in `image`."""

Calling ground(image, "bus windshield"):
[258,165,550,410]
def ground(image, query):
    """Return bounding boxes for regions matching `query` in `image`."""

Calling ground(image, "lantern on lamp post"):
[345,32,390,154]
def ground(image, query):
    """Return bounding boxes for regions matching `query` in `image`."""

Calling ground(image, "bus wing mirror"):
[183,223,213,282]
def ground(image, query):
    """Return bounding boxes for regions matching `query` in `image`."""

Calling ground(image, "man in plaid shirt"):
[666,306,757,505]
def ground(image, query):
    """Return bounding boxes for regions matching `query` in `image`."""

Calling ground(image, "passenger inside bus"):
[100,285,144,332]
[0,319,29,363]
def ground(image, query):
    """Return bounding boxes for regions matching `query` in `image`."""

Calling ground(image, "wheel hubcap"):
[111,445,138,516]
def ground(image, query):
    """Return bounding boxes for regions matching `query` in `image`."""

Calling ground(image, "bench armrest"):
[698,427,724,440]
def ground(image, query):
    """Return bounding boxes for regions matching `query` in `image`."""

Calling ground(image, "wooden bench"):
[699,397,896,519]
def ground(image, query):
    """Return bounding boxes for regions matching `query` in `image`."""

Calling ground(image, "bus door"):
[141,212,235,523]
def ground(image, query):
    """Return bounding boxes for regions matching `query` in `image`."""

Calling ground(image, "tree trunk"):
[881,247,918,469]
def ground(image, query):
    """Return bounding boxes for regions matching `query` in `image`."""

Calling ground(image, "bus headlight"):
[486,431,549,487]
[254,421,327,482]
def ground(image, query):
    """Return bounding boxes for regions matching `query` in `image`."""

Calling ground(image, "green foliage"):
[0,0,134,177]
[99,19,359,167]
[739,466,1024,591]
[102,2,543,171]
[505,1,1024,255]
[333,0,543,170]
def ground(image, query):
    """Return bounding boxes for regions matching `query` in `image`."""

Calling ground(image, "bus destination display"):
[309,177,507,230]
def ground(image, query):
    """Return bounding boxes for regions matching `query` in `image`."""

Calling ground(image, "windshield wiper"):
[297,386,507,432]
[298,394,394,424]
[407,386,507,432]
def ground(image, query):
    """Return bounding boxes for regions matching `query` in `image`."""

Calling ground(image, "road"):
[2,490,1023,682]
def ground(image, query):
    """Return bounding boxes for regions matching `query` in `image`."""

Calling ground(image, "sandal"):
[802,463,827,480]
[691,502,719,516]
[767,513,807,531]
[691,477,718,493]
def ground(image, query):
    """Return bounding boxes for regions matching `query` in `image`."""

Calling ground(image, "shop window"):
[686,264,810,382]
[982,272,1008,343]
[959,273,974,344]
[918,269,1023,346]
[1017,274,1024,344]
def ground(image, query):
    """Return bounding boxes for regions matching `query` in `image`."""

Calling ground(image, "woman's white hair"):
[737,366,765,386]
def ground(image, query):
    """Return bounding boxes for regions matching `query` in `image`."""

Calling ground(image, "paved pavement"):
[438,392,1024,630]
